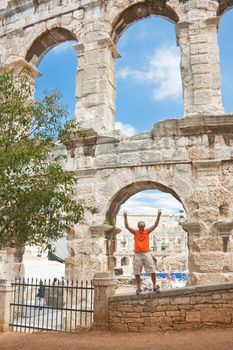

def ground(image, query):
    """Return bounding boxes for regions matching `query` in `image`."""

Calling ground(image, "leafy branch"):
[0,68,83,250]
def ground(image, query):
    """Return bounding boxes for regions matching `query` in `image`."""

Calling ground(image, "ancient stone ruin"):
[1,0,233,286]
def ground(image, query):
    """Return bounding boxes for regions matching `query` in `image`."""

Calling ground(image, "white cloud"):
[52,41,77,54]
[119,191,184,215]
[115,121,137,137]
[117,44,182,101]
[118,32,129,49]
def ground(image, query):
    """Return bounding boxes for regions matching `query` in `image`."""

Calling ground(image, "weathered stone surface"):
[201,308,231,323]
[186,310,201,322]
[0,282,14,332]
[93,271,116,330]
[166,311,181,317]
[1,0,233,287]
[196,295,213,303]
[109,283,233,332]
[170,297,190,305]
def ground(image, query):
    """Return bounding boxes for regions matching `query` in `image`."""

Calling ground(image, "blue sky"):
[218,10,233,112]
[35,12,233,214]
[36,13,233,134]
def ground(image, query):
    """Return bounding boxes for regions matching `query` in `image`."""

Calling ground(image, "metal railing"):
[9,278,94,332]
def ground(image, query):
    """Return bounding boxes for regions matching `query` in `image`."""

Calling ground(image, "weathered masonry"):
[108,282,233,332]
[1,0,233,286]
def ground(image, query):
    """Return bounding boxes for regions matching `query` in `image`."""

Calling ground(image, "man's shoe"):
[136,288,142,295]
[153,285,160,293]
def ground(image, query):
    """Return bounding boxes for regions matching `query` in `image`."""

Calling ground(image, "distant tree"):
[0,68,83,250]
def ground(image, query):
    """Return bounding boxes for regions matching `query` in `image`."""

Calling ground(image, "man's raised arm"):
[148,209,162,233]
[123,211,135,235]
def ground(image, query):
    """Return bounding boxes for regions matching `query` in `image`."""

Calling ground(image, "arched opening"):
[112,3,182,135]
[218,9,233,112]
[34,40,78,122]
[21,31,78,281]
[218,1,233,17]
[25,27,78,122]
[111,1,179,43]
[106,183,188,292]
[106,181,183,225]
[25,27,77,66]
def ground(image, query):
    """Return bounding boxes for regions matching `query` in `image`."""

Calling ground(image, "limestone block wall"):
[0,0,230,133]
[109,282,233,332]
[1,0,233,285]
[60,116,233,285]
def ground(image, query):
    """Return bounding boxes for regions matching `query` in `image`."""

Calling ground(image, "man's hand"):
[123,210,135,234]
[148,209,162,233]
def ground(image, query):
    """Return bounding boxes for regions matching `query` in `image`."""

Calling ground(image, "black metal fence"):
[9,278,94,332]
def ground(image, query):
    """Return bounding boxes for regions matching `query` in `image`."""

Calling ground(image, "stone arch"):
[110,0,179,43]
[218,0,233,16]
[105,180,185,225]
[25,27,77,66]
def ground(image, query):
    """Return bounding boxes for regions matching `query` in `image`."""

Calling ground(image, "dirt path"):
[1,328,233,350]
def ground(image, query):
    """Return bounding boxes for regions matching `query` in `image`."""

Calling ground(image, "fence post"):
[0,280,13,332]
[93,271,116,330]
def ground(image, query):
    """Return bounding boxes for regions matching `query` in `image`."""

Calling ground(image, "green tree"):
[0,68,83,250]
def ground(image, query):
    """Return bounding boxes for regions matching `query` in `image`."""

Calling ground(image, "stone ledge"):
[151,114,233,137]
[109,282,233,302]
[180,114,233,135]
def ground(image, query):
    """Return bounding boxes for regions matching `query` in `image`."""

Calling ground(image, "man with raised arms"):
[123,209,162,295]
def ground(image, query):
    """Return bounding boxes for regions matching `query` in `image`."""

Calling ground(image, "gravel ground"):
[1,328,233,350]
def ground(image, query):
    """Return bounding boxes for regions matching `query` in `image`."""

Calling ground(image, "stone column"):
[216,222,233,253]
[177,17,223,116]
[93,271,116,330]
[0,280,14,332]
[0,247,25,282]
[105,227,122,272]
[74,36,120,135]
[181,221,203,285]
[183,220,233,286]
[182,160,233,285]
[65,224,115,281]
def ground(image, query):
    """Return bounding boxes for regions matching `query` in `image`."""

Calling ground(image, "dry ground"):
[1,328,233,350]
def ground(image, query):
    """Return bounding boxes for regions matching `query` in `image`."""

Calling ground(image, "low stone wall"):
[109,283,233,332]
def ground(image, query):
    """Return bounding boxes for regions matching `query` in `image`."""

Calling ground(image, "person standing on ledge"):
[123,209,162,295]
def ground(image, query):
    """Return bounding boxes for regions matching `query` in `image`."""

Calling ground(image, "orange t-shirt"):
[134,229,150,253]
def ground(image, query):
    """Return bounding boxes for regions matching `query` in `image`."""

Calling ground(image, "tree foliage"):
[0,68,83,249]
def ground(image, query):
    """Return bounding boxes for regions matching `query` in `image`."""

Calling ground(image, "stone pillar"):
[105,227,122,272]
[93,271,116,330]
[0,247,25,282]
[182,159,232,285]
[181,221,203,285]
[0,280,14,332]
[74,36,120,135]
[65,224,115,281]
[177,17,223,116]
[216,222,233,253]
[183,220,233,286]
